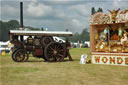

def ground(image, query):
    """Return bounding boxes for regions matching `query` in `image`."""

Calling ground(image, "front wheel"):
[12,49,28,62]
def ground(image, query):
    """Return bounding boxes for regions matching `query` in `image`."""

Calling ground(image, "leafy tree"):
[7,20,19,30]
[91,7,96,15]
[80,28,90,42]
[25,26,40,30]
[97,8,103,12]
[69,32,80,42]
[69,28,90,42]
[0,21,10,41]
[0,21,3,41]
[0,20,40,41]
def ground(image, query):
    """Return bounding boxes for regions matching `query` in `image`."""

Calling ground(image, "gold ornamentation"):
[108,8,120,23]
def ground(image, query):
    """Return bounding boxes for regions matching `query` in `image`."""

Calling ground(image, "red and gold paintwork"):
[90,9,128,66]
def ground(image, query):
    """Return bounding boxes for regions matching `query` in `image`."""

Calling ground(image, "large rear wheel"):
[44,42,66,62]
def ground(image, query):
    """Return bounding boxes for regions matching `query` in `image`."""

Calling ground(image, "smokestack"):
[19,2,24,30]
[20,2,24,41]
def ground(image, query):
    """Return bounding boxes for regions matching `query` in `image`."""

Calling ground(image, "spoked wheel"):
[12,49,28,62]
[12,49,18,61]
[44,42,66,62]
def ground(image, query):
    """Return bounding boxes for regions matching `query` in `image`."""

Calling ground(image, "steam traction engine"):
[9,30,72,62]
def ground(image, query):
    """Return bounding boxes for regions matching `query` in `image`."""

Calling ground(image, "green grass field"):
[0,48,128,85]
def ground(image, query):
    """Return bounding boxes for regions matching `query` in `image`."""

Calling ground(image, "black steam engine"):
[9,2,72,62]
[9,30,72,62]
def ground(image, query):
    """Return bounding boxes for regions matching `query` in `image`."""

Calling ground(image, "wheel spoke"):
[49,46,54,51]
[58,54,63,57]
[58,50,64,52]
[47,50,53,54]
[56,44,61,49]
[55,45,57,50]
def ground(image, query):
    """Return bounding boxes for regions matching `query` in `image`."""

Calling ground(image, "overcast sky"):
[0,0,128,33]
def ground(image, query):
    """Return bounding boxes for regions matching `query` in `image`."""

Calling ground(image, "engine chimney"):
[19,2,24,30]
[19,2,24,41]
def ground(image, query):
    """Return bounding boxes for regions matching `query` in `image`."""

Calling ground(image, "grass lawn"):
[0,48,128,85]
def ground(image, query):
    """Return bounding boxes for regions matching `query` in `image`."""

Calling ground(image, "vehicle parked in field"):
[9,30,73,62]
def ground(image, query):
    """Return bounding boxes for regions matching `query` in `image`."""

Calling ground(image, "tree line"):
[69,29,90,43]
[0,20,19,41]
[0,20,90,42]
[0,20,40,41]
